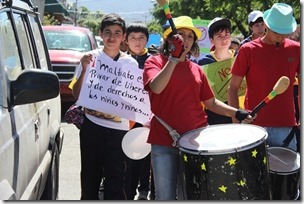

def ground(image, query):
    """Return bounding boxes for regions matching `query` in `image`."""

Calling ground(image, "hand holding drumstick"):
[236,76,290,122]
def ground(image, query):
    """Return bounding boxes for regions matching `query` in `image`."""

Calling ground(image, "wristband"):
[168,56,179,63]
[235,109,249,122]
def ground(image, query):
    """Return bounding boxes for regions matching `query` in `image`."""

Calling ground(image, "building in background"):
[43,0,73,24]
[31,0,45,21]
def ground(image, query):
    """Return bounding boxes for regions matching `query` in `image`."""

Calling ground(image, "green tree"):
[77,7,105,35]
[151,0,300,38]
[42,14,59,26]
[147,20,163,34]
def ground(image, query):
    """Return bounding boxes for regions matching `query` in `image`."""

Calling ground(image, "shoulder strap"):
[154,115,181,147]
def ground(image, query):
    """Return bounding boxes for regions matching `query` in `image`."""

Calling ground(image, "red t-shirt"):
[143,55,214,147]
[231,38,300,127]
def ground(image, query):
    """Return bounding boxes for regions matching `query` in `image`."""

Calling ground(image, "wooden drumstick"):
[156,0,177,35]
[249,76,290,116]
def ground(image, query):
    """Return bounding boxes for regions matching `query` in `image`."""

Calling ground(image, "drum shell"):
[178,124,271,200]
[267,147,300,200]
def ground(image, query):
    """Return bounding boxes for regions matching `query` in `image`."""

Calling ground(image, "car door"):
[0,7,50,200]
[12,7,55,200]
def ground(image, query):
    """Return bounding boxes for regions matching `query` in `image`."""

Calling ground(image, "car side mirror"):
[11,69,60,106]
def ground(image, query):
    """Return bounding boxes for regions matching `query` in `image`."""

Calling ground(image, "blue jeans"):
[151,145,183,200]
[263,127,297,151]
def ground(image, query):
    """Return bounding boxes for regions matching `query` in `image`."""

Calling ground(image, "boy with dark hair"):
[124,22,153,200]
[241,10,265,46]
[198,17,237,125]
[72,13,138,200]
[126,23,150,69]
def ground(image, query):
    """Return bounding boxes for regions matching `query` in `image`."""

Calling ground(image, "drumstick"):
[156,0,177,35]
[249,76,290,116]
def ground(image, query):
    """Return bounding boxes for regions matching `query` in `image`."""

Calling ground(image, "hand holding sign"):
[76,52,152,124]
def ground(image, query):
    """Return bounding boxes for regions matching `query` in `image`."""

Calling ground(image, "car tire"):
[41,142,59,200]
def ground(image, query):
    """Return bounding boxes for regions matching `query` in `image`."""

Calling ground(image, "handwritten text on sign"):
[202,57,246,102]
[77,54,152,124]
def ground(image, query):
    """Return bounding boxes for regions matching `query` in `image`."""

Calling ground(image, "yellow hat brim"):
[163,25,202,40]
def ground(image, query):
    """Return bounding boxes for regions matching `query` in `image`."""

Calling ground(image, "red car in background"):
[43,25,98,103]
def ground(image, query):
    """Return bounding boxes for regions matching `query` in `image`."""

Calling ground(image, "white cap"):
[248,10,264,24]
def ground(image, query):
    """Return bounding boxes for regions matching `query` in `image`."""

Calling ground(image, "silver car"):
[0,0,64,200]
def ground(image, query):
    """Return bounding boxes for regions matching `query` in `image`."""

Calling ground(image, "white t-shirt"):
[75,49,139,131]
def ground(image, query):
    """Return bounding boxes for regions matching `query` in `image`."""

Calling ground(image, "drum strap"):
[282,126,297,147]
[154,115,181,147]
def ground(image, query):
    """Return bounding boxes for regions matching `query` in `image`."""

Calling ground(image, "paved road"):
[57,103,144,200]
[58,122,81,200]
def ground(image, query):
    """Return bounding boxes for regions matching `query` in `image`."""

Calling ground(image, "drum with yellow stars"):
[178,124,271,200]
[267,146,300,200]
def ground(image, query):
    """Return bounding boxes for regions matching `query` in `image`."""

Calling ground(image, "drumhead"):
[178,124,267,155]
[268,147,300,173]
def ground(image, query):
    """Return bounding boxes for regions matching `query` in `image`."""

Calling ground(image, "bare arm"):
[148,59,178,94]
[204,97,237,118]
[203,97,254,124]
[227,75,244,123]
[72,54,93,99]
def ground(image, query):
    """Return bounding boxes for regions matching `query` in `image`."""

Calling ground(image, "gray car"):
[0,0,64,200]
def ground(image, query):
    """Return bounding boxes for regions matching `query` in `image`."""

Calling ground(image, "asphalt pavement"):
[58,122,81,200]
[57,111,141,200]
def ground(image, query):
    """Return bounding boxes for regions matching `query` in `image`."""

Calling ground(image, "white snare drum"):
[178,124,271,200]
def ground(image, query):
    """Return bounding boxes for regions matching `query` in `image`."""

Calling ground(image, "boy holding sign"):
[72,13,139,200]
[198,17,238,125]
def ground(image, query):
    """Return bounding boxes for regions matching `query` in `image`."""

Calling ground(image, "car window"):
[0,12,22,80]
[29,14,48,70]
[44,30,92,52]
[13,13,35,70]
[95,36,104,48]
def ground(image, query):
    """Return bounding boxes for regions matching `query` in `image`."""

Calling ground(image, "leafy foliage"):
[77,8,104,36]
[150,0,300,38]
[59,1,300,39]
[42,14,59,26]
[147,20,163,34]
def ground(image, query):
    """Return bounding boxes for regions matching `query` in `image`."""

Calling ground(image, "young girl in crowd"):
[142,15,254,200]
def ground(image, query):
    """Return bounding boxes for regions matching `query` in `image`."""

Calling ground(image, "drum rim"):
[179,139,265,155]
[269,169,300,174]
[178,124,267,155]
[267,146,300,173]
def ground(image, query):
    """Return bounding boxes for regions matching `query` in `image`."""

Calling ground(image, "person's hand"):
[169,34,184,58]
[235,109,256,124]
[143,121,151,128]
[80,53,93,72]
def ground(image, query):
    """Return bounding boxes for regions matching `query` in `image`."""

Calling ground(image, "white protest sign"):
[77,54,152,124]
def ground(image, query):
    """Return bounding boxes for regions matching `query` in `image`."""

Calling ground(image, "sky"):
[70,0,156,24]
